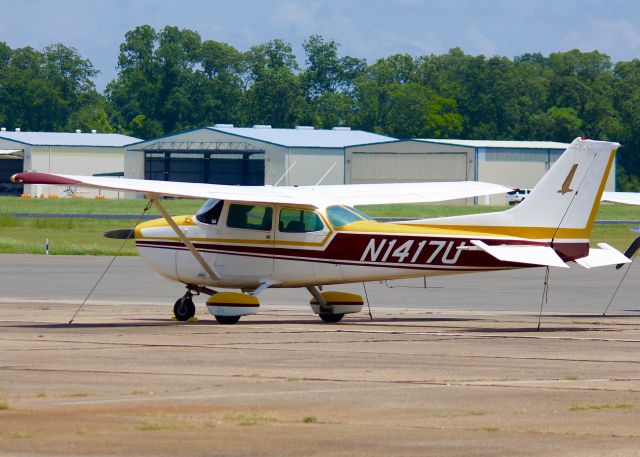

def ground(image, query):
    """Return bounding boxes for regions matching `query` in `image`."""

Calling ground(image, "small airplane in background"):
[601,192,640,267]
[11,138,630,324]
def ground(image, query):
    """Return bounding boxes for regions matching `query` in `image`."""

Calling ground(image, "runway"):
[1,254,639,315]
[1,254,640,456]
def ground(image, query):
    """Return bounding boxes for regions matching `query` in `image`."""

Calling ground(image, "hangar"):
[125,125,393,186]
[0,129,140,197]
[345,138,615,204]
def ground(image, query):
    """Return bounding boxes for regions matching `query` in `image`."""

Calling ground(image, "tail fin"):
[406,138,619,241]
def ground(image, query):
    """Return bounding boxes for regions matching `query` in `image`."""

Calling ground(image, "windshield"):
[195,199,224,225]
[326,205,371,228]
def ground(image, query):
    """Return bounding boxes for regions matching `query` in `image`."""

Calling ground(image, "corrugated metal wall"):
[349,152,467,183]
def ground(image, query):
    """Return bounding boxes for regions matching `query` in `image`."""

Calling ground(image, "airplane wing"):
[10,172,512,207]
[601,191,640,205]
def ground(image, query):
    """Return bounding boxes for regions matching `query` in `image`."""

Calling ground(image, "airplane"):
[10,137,631,324]
[601,191,640,267]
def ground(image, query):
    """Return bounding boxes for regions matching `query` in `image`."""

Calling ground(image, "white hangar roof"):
[0,131,141,148]
[206,126,395,148]
[416,139,570,149]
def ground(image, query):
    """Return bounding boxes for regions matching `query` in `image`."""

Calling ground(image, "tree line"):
[1,25,640,188]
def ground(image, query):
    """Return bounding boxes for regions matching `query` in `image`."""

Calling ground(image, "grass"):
[480,426,500,432]
[135,420,184,432]
[562,375,580,381]
[0,395,8,410]
[0,197,639,255]
[568,402,634,412]
[63,392,91,398]
[0,216,139,255]
[8,431,32,439]
[225,412,277,426]
[302,415,317,423]
[0,196,201,215]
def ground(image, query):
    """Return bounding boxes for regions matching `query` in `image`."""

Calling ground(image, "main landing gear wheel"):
[214,315,241,325]
[319,313,344,323]
[174,295,196,321]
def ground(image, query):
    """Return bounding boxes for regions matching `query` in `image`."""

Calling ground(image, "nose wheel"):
[174,294,196,321]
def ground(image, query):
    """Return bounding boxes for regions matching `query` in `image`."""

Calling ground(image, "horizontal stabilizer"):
[574,243,631,268]
[470,240,569,268]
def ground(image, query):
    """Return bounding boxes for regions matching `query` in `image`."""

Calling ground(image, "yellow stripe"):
[584,147,617,234]
[336,220,526,239]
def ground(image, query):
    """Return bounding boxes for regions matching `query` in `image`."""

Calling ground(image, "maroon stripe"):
[136,233,588,270]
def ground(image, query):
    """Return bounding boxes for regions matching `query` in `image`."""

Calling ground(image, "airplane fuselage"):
[134,202,589,289]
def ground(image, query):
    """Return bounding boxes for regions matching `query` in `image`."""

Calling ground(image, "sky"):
[1,0,639,91]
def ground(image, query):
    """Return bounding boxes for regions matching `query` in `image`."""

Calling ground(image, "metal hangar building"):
[125,125,394,187]
[0,129,140,197]
[345,138,615,204]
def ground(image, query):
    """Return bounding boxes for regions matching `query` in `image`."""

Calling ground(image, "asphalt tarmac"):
[1,254,640,456]
[1,254,639,315]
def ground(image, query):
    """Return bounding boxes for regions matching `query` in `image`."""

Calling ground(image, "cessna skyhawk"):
[11,137,629,324]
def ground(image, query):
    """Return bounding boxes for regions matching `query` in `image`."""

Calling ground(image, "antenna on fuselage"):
[273,161,297,186]
[314,163,336,187]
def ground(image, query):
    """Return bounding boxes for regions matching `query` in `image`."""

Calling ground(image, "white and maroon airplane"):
[12,137,629,324]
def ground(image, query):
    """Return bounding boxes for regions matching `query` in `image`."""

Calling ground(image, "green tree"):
[0,43,98,131]
[241,39,302,127]
[531,107,583,142]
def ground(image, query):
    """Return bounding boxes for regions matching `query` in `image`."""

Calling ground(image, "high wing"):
[601,191,640,205]
[11,172,512,207]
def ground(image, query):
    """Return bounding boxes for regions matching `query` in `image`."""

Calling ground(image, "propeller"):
[103,229,134,240]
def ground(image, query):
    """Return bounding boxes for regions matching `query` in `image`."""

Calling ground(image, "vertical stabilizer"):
[405,138,619,241]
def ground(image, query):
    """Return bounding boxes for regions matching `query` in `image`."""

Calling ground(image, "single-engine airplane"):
[11,137,630,324]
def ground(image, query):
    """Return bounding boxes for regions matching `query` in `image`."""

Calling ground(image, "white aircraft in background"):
[601,191,640,266]
[11,138,630,324]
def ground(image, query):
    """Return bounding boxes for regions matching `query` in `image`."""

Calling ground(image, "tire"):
[319,313,344,323]
[215,315,241,325]
[174,296,195,321]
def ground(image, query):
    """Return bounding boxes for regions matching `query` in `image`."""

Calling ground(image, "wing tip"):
[10,172,79,186]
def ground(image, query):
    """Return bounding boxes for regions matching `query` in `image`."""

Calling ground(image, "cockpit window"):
[227,204,273,231]
[326,205,371,228]
[195,199,224,225]
[278,208,325,233]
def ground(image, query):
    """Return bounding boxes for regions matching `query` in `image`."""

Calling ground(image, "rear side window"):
[279,208,325,233]
[227,204,273,231]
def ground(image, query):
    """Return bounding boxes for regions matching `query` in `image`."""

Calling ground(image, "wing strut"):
[149,196,220,281]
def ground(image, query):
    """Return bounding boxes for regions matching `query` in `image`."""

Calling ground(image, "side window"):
[195,199,224,225]
[279,208,325,233]
[227,204,273,231]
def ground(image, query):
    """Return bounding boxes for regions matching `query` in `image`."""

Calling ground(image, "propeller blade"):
[103,229,134,240]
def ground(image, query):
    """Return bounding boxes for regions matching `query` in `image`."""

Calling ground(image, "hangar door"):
[0,150,24,195]
[349,152,467,184]
[143,141,265,185]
